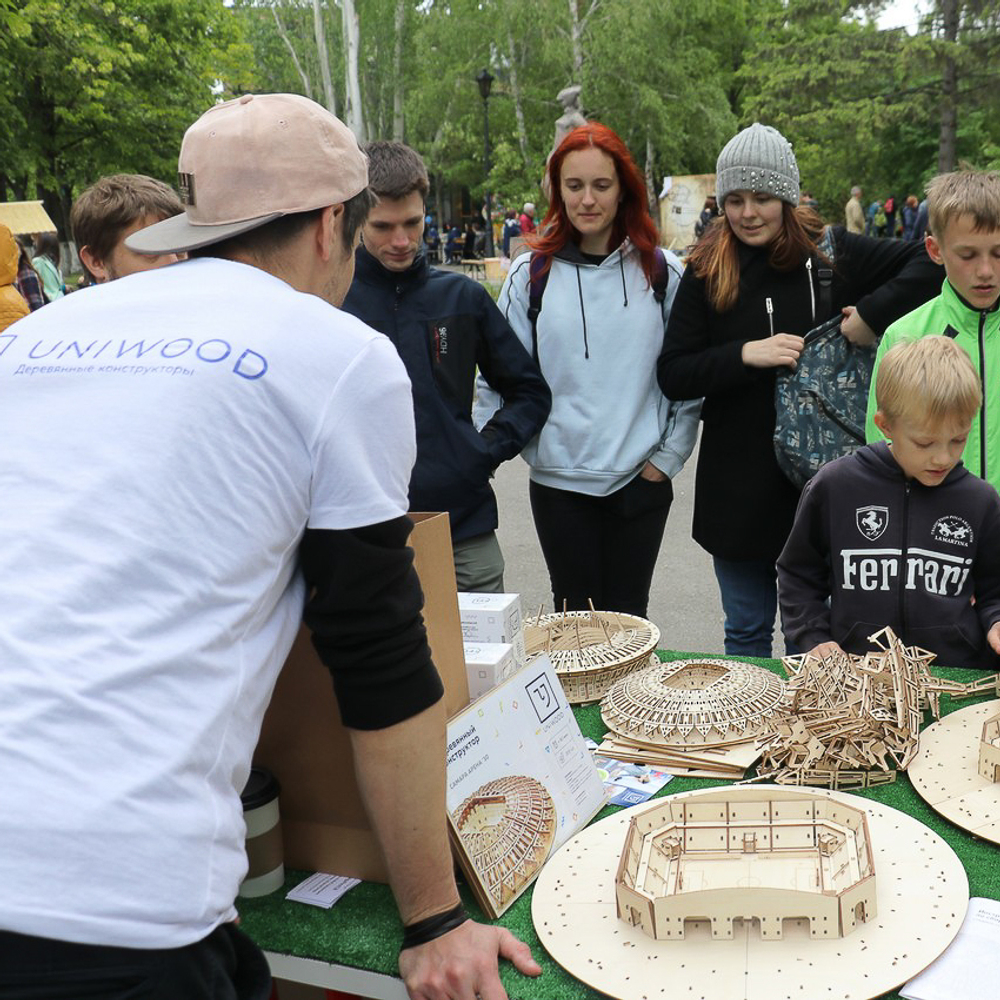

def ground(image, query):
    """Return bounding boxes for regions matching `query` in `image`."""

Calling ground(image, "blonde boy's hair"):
[876,336,981,426]
[926,169,1000,237]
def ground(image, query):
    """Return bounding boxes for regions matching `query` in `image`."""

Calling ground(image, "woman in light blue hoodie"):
[475,122,700,618]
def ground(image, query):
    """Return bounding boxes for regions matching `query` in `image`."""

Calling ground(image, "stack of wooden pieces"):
[756,626,956,788]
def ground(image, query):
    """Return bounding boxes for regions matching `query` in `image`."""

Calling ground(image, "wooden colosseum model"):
[452,775,555,909]
[978,712,1000,782]
[615,788,876,941]
[523,605,659,704]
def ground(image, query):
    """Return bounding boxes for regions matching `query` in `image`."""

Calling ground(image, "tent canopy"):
[0,201,57,236]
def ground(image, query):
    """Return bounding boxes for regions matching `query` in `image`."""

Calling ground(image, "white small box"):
[457,592,526,666]
[463,641,517,700]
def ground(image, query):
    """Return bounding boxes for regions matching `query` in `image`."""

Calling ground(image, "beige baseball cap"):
[127,93,369,254]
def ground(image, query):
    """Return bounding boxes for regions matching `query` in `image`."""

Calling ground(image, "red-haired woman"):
[657,123,942,656]
[476,122,700,618]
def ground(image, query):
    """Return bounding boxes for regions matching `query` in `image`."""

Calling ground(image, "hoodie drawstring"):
[619,251,628,308]
[575,266,590,359]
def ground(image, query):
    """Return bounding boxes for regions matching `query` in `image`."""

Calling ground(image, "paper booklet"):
[901,897,1000,1000]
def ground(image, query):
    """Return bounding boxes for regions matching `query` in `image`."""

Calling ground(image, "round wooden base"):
[532,785,967,1000]
[908,699,1000,844]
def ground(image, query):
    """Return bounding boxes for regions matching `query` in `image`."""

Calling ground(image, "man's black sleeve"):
[299,516,443,730]
[474,285,552,467]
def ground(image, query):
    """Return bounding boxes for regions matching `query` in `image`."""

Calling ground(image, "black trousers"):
[0,922,272,1000]
[529,474,674,619]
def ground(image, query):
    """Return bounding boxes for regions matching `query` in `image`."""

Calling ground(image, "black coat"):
[657,227,943,561]
[777,442,1000,669]
[343,247,551,542]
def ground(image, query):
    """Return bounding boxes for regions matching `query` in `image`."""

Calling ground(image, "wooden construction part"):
[755,627,948,788]
[908,699,1000,846]
[615,789,876,941]
[451,775,555,912]
[532,784,968,1000]
[523,608,659,705]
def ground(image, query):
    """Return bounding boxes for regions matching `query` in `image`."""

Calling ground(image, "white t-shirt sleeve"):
[308,336,416,530]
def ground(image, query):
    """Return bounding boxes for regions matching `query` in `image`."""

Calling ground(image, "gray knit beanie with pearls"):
[715,123,800,205]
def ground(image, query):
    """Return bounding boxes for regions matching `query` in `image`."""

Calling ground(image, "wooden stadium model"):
[615,788,876,941]
[523,605,659,704]
[598,657,788,777]
[451,775,556,912]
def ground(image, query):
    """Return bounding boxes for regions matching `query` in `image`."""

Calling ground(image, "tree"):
[0,0,253,235]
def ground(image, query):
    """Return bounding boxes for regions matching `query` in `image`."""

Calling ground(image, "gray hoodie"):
[474,239,700,495]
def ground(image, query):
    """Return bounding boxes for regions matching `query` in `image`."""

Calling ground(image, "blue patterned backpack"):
[772,229,877,488]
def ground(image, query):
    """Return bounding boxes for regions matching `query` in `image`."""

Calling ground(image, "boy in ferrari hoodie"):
[779,336,1000,668]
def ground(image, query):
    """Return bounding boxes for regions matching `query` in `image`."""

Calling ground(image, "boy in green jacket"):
[866,170,1000,492]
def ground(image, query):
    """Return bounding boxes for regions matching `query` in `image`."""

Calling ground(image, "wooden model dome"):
[601,657,787,749]
[523,609,660,704]
[452,775,556,910]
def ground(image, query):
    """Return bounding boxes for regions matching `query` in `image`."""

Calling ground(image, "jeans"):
[712,556,798,658]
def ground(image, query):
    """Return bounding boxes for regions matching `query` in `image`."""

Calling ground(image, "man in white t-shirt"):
[0,94,538,1000]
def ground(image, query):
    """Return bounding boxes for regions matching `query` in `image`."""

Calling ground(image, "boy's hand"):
[988,622,1000,655]
[807,641,844,660]
[840,306,877,347]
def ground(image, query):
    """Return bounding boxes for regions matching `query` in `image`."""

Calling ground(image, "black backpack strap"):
[527,252,549,362]
[652,246,669,304]
[816,225,835,321]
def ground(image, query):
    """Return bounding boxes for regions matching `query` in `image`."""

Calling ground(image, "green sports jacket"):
[866,279,1000,493]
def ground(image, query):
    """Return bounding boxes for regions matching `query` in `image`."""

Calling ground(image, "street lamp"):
[476,68,495,257]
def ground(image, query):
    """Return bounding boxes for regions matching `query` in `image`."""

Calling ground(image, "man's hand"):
[399,918,541,1000]
[988,621,1000,656]
[807,640,844,660]
[742,334,804,369]
[840,306,877,347]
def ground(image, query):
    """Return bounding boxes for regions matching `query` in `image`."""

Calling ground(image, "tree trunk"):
[312,0,337,115]
[275,7,314,102]
[342,0,366,141]
[644,130,657,217]
[506,26,530,165]
[568,0,584,77]
[938,0,959,173]
[392,0,405,141]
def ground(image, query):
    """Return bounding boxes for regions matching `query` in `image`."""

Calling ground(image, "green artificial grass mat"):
[238,652,1000,1000]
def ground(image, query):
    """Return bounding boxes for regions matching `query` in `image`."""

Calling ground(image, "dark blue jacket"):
[342,247,551,542]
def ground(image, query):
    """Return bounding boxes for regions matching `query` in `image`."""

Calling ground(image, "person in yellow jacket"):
[0,224,30,333]
[867,170,1000,493]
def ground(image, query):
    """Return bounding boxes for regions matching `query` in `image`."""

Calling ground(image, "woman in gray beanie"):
[657,122,942,657]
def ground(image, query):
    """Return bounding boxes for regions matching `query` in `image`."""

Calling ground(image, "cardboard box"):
[458,592,526,666]
[463,641,517,700]
[252,512,468,883]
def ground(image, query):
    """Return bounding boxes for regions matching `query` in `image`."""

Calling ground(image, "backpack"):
[884,196,895,214]
[773,229,877,488]
[526,247,670,360]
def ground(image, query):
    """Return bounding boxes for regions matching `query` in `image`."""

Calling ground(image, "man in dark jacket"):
[343,141,551,592]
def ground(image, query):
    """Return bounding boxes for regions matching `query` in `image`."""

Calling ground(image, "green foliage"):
[5,0,1000,237]
[0,0,254,232]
